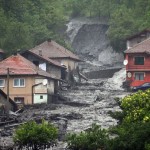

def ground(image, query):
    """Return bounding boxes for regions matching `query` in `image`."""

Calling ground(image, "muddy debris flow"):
[0,69,129,149]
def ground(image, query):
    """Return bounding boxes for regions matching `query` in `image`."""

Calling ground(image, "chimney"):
[39,50,42,56]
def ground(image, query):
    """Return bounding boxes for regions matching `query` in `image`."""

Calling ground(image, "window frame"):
[134,56,144,65]
[14,97,25,104]
[13,78,25,87]
[0,79,5,87]
[134,72,145,80]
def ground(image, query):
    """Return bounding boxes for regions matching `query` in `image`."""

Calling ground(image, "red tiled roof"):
[125,38,150,54]
[29,40,81,61]
[0,54,59,80]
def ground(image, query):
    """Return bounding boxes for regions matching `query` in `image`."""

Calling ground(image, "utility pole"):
[7,68,9,102]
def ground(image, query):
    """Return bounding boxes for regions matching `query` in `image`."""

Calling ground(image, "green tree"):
[13,120,58,149]
[66,124,109,150]
[109,90,150,150]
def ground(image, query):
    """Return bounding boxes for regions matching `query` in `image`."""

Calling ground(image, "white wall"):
[34,94,47,104]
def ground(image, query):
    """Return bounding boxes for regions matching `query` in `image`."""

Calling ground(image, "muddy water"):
[46,69,129,133]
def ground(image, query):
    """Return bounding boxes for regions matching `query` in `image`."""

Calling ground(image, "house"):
[22,39,81,79]
[0,54,60,105]
[124,38,150,87]
[126,29,150,49]
[0,89,17,114]
[21,49,65,80]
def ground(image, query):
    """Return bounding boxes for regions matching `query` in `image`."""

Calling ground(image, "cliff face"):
[66,18,124,72]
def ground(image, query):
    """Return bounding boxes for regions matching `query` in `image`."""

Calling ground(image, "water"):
[47,68,128,133]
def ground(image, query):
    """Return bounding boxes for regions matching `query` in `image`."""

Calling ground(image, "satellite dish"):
[123,59,128,65]
[42,79,48,85]
[127,72,132,78]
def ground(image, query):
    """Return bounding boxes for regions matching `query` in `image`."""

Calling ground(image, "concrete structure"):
[125,38,150,87]
[0,54,59,105]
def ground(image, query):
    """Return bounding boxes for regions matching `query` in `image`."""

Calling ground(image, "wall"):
[126,53,150,71]
[34,94,47,104]
[46,64,61,79]
[127,71,150,87]
[0,76,35,105]
[53,58,77,71]
[47,79,55,94]
[23,53,61,79]
[84,68,122,79]
[126,53,150,87]
[34,78,47,93]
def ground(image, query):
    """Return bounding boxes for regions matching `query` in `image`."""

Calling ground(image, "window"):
[14,97,24,104]
[0,79,5,87]
[14,97,24,109]
[40,95,43,99]
[135,72,144,80]
[134,57,144,65]
[14,78,25,87]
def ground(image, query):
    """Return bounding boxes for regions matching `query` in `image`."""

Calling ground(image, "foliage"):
[1,0,150,53]
[121,90,150,123]
[66,124,109,150]
[13,120,58,149]
[0,0,68,55]
[110,122,150,150]
[109,89,150,150]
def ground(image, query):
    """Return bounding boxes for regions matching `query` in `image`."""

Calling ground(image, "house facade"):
[125,38,150,87]
[0,54,59,106]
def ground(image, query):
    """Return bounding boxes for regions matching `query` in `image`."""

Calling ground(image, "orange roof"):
[125,38,150,54]
[29,40,81,61]
[0,54,59,80]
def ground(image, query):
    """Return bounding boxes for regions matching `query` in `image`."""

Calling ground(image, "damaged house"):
[0,54,60,106]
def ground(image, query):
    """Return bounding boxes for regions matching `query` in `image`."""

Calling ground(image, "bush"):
[66,124,109,150]
[13,120,58,149]
[109,89,150,150]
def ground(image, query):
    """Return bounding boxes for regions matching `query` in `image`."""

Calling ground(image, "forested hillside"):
[0,0,68,54]
[0,0,150,54]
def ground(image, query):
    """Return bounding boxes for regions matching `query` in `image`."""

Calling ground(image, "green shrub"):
[66,124,109,150]
[109,89,150,150]
[13,120,58,149]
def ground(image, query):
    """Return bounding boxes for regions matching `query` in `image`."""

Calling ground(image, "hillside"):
[0,0,150,54]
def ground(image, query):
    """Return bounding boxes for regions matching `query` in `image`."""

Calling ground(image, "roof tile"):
[125,38,150,54]
[29,40,81,61]
[0,54,59,80]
